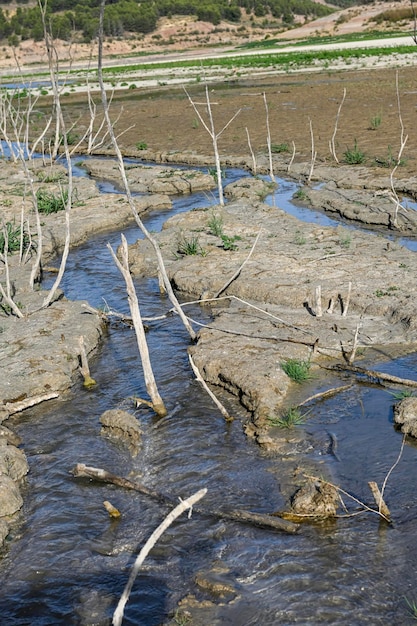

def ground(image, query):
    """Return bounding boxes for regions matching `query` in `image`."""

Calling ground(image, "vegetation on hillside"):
[0,0,410,45]
[0,0,338,44]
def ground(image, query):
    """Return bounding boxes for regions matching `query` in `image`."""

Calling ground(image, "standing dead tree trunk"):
[329,88,346,163]
[0,227,24,318]
[97,0,195,341]
[263,92,275,182]
[391,70,408,228]
[184,85,241,205]
[108,235,167,417]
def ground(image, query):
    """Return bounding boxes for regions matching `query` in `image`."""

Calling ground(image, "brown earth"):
[60,64,417,178]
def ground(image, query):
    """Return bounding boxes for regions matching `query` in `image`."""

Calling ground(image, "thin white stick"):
[348,322,361,364]
[329,88,346,163]
[287,140,296,173]
[379,434,406,511]
[307,118,317,184]
[214,230,262,298]
[112,488,207,626]
[391,70,408,227]
[189,354,232,421]
[263,92,274,182]
[314,285,322,318]
[245,126,257,174]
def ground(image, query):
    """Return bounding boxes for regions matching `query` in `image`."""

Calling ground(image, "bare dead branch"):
[263,92,274,182]
[184,85,241,205]
[214,230,262,298]
[113,488,207,626]
[97,2,195,340]
[188,354,233,422]
[323,363,417,388]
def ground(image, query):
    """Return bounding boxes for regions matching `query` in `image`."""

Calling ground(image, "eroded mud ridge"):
[126,169,417,446]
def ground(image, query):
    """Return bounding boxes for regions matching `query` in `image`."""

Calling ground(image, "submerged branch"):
[72,463,300,534]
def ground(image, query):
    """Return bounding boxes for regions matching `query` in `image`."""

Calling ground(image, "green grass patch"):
[281,358,312,383]
[0,220,30,253]
[343,139,366,165]
[176,234,206,257]
[267,407,309,429]
[36,188,69,214]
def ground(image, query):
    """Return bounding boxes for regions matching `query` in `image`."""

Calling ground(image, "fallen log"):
[71,463,299,534]
[323,363,417,388]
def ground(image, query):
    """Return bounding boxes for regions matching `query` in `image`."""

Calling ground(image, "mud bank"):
[123,161,417,451]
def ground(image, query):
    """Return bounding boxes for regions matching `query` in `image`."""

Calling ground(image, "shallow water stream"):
[1,166,417,625]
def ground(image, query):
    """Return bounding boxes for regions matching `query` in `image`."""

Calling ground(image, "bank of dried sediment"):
[125,163,417,451]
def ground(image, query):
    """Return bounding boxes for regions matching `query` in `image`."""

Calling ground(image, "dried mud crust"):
[61,65,417,176]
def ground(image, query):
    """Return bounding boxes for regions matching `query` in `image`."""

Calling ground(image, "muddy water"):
[1,170,417,625]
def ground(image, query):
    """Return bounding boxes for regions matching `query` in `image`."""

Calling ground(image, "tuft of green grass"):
[374,145,405,168]
[343,139,366,165]
[369,113,382,130]
[267,407,309,429]
[36,188,69,214]
[293,187,308,201]
[271,142,290,153]
[404,597,417,620]
[293,230,306,245]
[339,233,351,249]
[136,141,148,150]
[208,212,224,237]
[176,234,205,257]
[387,389,415,401]
[220,234,241,251]
[0,220,30,254]
[281,358,311,383]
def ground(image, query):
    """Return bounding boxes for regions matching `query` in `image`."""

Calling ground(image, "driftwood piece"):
[108,235,167,417]
[368,481,391,521]
[298,384,353,408]
[325,363,417,388]
[72,463,299,534]
[78,335,97,388]
[5,392,59,416]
